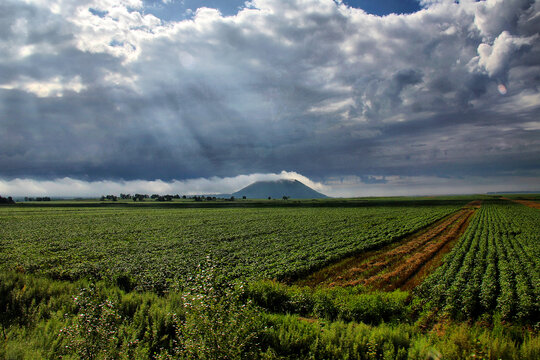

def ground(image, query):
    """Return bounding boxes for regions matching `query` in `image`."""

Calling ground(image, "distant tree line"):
[24,197,50,201]
[193,196,220,202]
[100,194,187,202]
[132,194,148,201]
[154,195,174,202]
[0,195,15,204]
[97,194,250,202]
[100,195,118,201]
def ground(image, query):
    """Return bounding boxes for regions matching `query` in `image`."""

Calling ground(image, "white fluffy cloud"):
[476,31,537,77]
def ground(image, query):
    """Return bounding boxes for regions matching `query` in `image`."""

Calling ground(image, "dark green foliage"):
[261,314,540,360]
[0,195,15,204]
[1,270,539,359]
[245,280,409,325]
[59,286,123,359]
[171,260,265,359]
[0,269,265,359]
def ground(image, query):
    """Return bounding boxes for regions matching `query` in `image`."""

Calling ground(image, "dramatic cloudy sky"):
[1,0,539,197]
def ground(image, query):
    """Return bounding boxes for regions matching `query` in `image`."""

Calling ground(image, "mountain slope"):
[232,179,328,199]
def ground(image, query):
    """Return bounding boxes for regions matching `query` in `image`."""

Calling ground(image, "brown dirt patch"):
[295,202,479,290]
[508,199,540,209]
[464,200,482,209]
[399,208,474,291]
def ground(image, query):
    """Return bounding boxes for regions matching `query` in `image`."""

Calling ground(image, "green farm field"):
[1,196,539,359]
[0,199,464,291]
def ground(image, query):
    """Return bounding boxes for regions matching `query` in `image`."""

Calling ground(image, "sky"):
[1,0,539,197]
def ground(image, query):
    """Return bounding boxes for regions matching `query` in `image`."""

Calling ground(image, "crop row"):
[417,200,539,323]
[0,203,462,292]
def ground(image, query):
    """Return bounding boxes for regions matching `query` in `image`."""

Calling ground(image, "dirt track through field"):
[296,201,480,290]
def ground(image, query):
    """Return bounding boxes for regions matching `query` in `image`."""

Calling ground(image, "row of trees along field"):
[100,194,243,201]
[23,196,50,201]
[100,194,181,201]
[0,195,15,204]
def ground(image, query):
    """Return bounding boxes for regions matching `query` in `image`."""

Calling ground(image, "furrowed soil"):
[295,201,480,290]
[506,199,540,209]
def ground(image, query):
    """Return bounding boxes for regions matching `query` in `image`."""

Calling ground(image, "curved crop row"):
[417,200,539,324]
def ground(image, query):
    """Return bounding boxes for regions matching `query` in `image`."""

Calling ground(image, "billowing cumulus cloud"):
[1,0,539,195]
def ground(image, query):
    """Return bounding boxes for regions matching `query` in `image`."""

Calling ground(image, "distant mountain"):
[232,179,328,199]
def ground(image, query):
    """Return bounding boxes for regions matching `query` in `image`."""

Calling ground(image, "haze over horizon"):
[1,0,539,197]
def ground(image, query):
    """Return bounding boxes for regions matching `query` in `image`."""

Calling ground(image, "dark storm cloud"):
[0,0,539,193]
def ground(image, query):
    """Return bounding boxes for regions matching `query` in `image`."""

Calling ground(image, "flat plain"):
[0,199,464,290]
[0,196,539,359]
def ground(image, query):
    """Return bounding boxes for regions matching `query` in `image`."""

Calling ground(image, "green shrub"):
[168,260,265,359]
[262,313,411,359]
[246,280,409,324]
[58,285,122,359]
[1,271,538,360]
[0,267,266,359]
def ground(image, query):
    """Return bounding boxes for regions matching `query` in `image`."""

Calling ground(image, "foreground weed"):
[59,285,122,359]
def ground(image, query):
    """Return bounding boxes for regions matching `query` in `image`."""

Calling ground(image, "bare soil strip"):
[506,199,540,209]
[295,202,480,290]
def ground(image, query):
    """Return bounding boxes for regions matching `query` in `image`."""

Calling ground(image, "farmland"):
[417,200,540,324]
[0,200,463,291]
[0,196,539,359]
[296,202,480,290]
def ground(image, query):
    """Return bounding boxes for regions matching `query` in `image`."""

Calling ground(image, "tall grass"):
[245,280,409,324]
[1,270,538,359]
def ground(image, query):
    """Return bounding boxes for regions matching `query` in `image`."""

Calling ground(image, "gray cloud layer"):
[1,0,539,192]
